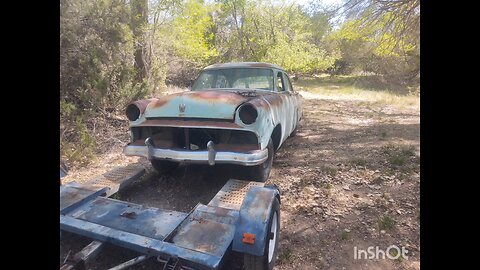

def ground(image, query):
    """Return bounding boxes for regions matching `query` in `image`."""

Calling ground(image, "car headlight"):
[126,103,141,121]
[239,104,258,125]
[125,98,158,121]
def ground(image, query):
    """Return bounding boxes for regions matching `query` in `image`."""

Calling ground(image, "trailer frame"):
[60,165,280,270]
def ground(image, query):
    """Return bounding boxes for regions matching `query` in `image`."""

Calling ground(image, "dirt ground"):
[60,87,420,270]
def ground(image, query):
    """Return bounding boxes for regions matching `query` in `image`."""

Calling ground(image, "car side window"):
[283,73,292,92]
[276,72,285,92]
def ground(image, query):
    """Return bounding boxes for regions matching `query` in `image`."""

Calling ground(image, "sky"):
[293,0,343,8]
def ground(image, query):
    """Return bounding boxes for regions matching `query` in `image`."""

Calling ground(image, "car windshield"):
[192,68,274,91]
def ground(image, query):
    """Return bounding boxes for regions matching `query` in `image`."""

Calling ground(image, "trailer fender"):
[232,185,280,256]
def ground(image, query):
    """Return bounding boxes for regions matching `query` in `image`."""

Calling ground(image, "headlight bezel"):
[126,103,141,121]
[238,103,258,125]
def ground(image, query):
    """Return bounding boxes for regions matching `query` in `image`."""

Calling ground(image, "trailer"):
[60,164,281,270]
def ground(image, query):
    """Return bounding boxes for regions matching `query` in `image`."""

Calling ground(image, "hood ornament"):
[179,103,186,113]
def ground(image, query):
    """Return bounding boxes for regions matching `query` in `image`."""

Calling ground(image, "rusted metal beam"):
[107,255,149,270]
[60,240,104,270]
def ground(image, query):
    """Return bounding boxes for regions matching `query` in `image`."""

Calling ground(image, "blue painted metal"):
[144,91,246,120]
[171,204,239,259]
[67,197,188,240]
[60,179,281,269]
[231,186,280,256]
[60,184,108,215]
[60,198,237,269]
[60,167,67,179]
[60,215,222,270]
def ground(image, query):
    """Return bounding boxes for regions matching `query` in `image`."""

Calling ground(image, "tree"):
[131,0,149,82]
[324,0,420,81]
[339,0,420,53]
[212,0,337,73]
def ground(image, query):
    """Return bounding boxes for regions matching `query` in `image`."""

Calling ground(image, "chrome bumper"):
[123,139,268,166]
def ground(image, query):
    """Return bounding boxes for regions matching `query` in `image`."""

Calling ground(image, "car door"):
[283,72,302,128]
[275,70,296,140]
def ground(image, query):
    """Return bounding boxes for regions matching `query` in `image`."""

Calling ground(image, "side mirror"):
[188,79,194,90]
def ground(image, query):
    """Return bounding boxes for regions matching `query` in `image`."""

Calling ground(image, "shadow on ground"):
[60,94,420,270]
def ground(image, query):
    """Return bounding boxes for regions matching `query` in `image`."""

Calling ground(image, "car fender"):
[232,185,280,256]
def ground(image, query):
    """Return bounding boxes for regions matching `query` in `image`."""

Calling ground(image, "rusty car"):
[123,62,303,181]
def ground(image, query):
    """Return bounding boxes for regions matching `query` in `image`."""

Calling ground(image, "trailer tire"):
[151,160,179,174]
[244,197,280,270]
[250,139,274,182]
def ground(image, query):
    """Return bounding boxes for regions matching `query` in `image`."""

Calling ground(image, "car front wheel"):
[249,139,274,182]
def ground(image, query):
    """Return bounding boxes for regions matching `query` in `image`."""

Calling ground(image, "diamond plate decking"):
[208,179,264,210]
[81,163,146,197]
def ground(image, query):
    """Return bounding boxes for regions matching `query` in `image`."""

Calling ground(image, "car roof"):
[204,62,286,72]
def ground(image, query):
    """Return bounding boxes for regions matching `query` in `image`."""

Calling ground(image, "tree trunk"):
[131,0,148,83]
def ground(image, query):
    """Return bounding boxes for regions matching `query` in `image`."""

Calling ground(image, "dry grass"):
[294,75,419,111]
[61,76,420,270]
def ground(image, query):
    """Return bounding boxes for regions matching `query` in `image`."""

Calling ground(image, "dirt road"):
[61,88,420,270]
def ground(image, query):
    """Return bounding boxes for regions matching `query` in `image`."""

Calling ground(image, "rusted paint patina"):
[145,90,251,120]
[60,184,108,215]
[172,218,235,257]
[136,119,242,129]
[186,90,248,105]
[128,98,158,114]
[68,197,188,240]
[126,62,303,163]
[149,95,176,108]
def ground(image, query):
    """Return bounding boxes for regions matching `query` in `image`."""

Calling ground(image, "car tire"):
[150,160,179,174]
[250,139,274,182]
[290,112,299,137]
[244,197,280,270]
[290,126,297,137]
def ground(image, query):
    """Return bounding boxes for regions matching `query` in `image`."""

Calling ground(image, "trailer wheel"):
[250,139,274,182]
[244,197,280,270]
[151,160,179,174]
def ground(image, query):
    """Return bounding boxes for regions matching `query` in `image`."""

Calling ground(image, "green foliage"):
[60,0,419,166]
[171,0,219,62]
[381,144,416,169]
[378,215,396,231]
[262,36,337,74]
[60,110,97,166]
[325,8,420,84]
[60,100,76,118]
[60,0,144,112]
[340,231,350,241]
[211,0,338,74]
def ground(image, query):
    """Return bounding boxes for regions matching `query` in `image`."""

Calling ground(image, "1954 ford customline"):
[123,62,303,182]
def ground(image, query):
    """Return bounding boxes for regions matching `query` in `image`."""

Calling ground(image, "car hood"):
[144,90,259,120]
